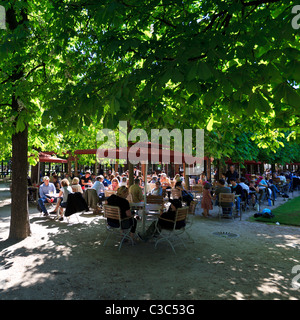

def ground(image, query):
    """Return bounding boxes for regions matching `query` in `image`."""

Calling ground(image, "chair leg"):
[103,231,112,247]
[118,230,133,251]
[103,228,133,251]
[118,237,125,251]
[155,236,177,254]
[185,230,194,243]
[154,229,188,254]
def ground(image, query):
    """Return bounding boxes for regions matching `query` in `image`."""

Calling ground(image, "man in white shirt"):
[278,173,287,183]
[91,175,105,198]
[239,177,250,193]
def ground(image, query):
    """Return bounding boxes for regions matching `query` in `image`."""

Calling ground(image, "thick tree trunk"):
[6,0,31,240]
[9,100,31,240]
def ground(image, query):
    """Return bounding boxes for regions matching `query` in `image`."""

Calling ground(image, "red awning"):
[74,142,169,155]
[74,149,97,155]
[226,159,261,165]
[96,146,202,164]
[244,160,262,165]
[74,142,203,164]
[38,152,68,163]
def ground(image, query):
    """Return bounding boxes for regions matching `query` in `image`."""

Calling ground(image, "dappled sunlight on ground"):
[1,182,300,300]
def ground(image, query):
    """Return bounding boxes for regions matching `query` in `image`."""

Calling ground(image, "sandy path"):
[1,182,300,300]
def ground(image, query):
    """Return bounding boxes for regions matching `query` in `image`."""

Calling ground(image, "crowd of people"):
[33,165,299,231]
[209,165,300,217]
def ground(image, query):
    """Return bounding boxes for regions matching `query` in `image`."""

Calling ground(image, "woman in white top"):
[50,178,73,218]
[71,177,83,194]
[58,179,73,221]
[119,176,128,187]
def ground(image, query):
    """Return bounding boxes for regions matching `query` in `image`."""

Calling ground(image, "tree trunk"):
[6,0,31,240]
[271,164,276,174]
[30,162,40,185]
[128,162,134,187]
[127,123,134,187]
[9,121,31,239]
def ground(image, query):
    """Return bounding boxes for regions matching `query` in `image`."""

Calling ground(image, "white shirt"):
[91,181,105,195]
[278,175,286,183]
[72,184,83,194]
[61,186,73,202]
[239,182,249,192]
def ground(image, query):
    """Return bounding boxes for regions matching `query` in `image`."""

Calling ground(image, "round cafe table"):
[130,202,165,233]
[46,193,60,198]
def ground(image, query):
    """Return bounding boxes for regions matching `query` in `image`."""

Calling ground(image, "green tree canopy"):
[1,0,299,239]
[44,0,299,131]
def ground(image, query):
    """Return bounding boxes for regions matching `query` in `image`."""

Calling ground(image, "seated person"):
[277,172,287,184]
[49,172,57,183]
[91,175,105,203]
[37,176,57,217]
[213,179,231,206]
[71,177,83,194]
[220,174,229,186]
[239,177,250,193]
[266,175,280,200]
[106,186,137,236]
[50,178,73,215]
[52,174,61,193]
[108,177,119,191]
[81,170,93,191]
[57,179,73,221]
[103,174,111,187]
[256,175,268,202]
[230,178,244,212]
[138,199,184,242]
[160,173,171,199]
[173,174,182,184]
[150,175,158,183]
[129,178,144,205]
[151,181,163,196]
[249,180,259,207]
[238,177,250,205]
[119,176,128,187]
[175,181,193,206]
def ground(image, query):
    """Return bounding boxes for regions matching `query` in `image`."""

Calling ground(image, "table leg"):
[142,207,146,233]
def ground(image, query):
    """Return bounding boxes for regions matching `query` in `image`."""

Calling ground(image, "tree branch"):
[188,54,207,62]
[242,0,282,7]
[203,10,226,32]
[25,62,46,79]
[154,16,176,29]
